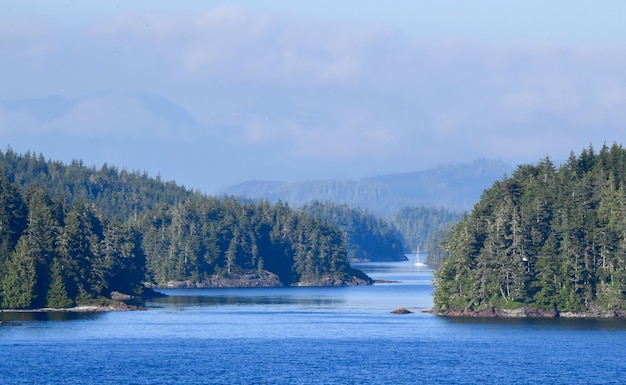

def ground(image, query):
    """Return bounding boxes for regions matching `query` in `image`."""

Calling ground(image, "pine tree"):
[434,144,626,314]
[1,237,37,309]
[46,258,74,308]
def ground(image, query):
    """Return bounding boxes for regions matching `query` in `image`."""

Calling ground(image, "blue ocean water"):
[2,261,626,384]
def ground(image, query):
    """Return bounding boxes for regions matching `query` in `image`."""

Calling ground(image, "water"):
[2,261,626,384]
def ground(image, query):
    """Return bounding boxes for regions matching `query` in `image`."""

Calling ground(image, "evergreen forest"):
[0,148,376,309]
[301,200,405,262]
[389,206,462,263]
[434,144,626,315]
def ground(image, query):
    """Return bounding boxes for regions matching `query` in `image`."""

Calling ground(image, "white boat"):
[414,250,426,267]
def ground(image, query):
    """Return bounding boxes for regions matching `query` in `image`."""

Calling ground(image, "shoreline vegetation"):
[1,271,374,313]
[0,149,381,313]
[433,144,626,318]
[1,302,144,313]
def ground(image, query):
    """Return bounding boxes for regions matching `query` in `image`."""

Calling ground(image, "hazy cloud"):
[2,5,626,191]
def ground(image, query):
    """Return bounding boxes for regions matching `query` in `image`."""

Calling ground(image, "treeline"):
[0,148,199,220]
[302,201,405,262]
[0,176,145,309]
[140,198,360,285]
[434,144,626,314]
[0,149,371,308]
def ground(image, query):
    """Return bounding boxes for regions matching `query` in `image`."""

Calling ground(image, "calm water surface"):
[2,261,626,384]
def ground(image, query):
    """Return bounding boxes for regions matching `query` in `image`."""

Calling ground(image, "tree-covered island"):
[0,148,373,310]
[434,143,626,318]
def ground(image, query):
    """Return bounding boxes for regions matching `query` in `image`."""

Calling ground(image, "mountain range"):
[222,158,516,215]
[2,92,516,207]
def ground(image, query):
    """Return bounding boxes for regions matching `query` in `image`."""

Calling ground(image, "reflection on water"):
[0,261,432,323]
[146,261,434,312]
[444,313,626,331]
[151,289,345,308]
[0,310,102,323]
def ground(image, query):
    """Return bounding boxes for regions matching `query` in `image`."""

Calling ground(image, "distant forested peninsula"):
[434,144,626,317]
[0,148,376,310]
[301,200,405,262]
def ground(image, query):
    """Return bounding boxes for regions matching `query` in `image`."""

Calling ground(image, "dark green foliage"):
[0,148,363,308]
[434,144,626,313]
[0,147,199,220]
[1,237,37,309]
[0,170,27,257]
[46,258,74,308]
[0,186,147,309]
[140,198,354,285]
[302,200,405,262]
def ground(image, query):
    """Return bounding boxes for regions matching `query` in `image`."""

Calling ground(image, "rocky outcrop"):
[390,307,413,314]
[110,291,133,300]
[295,269,374,287]
[0,302,145,313]
[163,268,374,288]
[559,310,626,318]
[435,306,626,318]
[436,307,557,318]
[164,270,284,288]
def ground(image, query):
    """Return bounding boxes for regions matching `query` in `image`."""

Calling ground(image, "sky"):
[1,1,626,193]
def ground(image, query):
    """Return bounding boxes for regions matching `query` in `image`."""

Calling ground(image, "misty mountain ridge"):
[0,91,200,131]
[223,159,516,215]
[0,92,221,191]
[1,92,516,199]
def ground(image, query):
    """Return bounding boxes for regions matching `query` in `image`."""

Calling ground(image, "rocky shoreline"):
[160,269,373,288]
[0,301,145,313]
[0,288,166,313]
[162,271,284,288]
[434,306,626,319]
[1,271,373,314]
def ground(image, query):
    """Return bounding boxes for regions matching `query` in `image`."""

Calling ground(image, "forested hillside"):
[0,149,372,309]
[302,201,405,262]
[434,144,626,316]
[223,159,514,214]
[0,175,146,309]
[139,197,369,286]
[389,206,462,259]
[0,148,198,220]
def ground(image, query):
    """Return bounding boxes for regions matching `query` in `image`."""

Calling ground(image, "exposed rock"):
[110,291,132,300]
[559,310,626,318]
[436,307,557,318]
[391,307,414,314]
[72,302,146,312]
[497,307,558,318]
[0,302,146,313]
[162,268,374,288]
[295,271,373,287]
[164,270,284,288]
[435,306,626,318]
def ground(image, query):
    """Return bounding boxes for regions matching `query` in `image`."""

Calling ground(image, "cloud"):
[89,6,401,86]
[3,5,626,189]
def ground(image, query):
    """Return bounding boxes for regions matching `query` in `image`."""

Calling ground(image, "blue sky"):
[1,1,626,192]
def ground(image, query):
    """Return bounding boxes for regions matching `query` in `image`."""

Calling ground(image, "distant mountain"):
[0,91,214,190]
[223,159,516,214]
